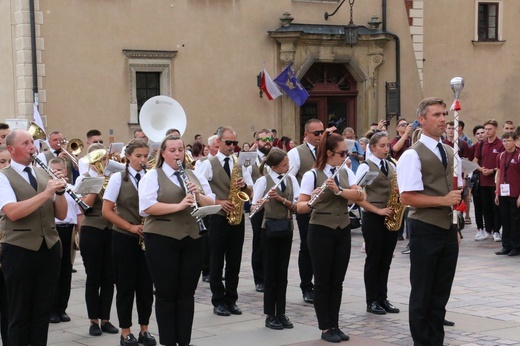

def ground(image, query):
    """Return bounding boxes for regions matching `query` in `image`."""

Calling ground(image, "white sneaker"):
[493,232,502,242]
[475,230,489,241]
[361,242,366,253]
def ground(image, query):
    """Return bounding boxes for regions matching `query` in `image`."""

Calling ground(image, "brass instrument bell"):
[28,122,46,141]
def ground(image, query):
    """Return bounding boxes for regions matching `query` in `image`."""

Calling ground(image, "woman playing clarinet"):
[297,131,365,343]
[138,135,215,346]
[102,139,156,346]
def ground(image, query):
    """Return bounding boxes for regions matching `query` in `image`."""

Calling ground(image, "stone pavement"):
[47,215,520,346]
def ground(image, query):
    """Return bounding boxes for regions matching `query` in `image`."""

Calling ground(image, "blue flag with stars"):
[274,62,310,107]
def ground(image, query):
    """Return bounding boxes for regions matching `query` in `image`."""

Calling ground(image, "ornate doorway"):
[299,63,358,140]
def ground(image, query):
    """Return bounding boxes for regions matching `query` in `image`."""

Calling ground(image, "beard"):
[258,144,272,156]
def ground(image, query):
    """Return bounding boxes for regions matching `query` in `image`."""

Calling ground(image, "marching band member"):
[75,143,119,336]
[139,135,215,346]
[251,148,299,330]
[355,132,400,315]
[195,126,253,318]
[297,131,365,343]
[0,144,11,345]
[35,131,74,182]
[102,139,156,346]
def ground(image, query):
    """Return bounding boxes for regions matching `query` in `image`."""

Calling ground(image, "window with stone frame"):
[477,2,499,41]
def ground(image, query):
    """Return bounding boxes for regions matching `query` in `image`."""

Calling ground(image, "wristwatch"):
[334,187,344,195]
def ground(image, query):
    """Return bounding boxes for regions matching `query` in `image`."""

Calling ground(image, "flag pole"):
[450,77,464,226]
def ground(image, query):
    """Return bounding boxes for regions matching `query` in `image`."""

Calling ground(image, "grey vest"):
[408,141,454,230]
[81,173,111,230]
[0,166,59,251]
[262,175,294,229]
[309,169,350,229]
[251,156,268,183]
[364,160,394,208]
[113,173,141,237]
[143,167,201,240]
[295,144,316,184]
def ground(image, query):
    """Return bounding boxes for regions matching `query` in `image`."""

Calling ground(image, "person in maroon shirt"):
[473,119,505,241]
[494,132,520,256]
[469,125,486,237]
[443,121,470,159]
[391,118,413,161]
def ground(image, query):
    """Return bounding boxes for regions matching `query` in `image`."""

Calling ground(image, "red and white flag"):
[261,68,282,100]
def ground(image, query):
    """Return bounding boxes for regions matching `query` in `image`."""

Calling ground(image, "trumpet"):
[176,160,208,235]
[249,166,293,219]
[32,154,93,215]
[307,158,349,208]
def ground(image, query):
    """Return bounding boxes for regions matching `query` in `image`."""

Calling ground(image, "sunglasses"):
[92,140,104,144]
[223,140,239,146]
[332,150,347,158]
[310,130,325,136]
[256,136,274,142]
[398,123,408,127]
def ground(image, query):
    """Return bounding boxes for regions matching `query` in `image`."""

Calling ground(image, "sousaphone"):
[139,95,187,143]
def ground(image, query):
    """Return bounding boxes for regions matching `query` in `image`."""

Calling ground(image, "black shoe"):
[49,313,60,324]
[277,314,293,329]
[332,327,349,341]
[401,245,410,254]
[367,301,386,315]
[443,319,455,327]
[59,312,71,322]
[71,268,77,273]
[101,321,119,334]
[120,333,139,346]
[89,323,102,336]
[303,291,314,303]
[508,249,520,257]
[213,304,230,316]
[495,248,511,255]
[226,303,242,315]
[321,329,341,343]
[255,283,264,292]
[265,315,284,330]
[398,235,404,241]
[202,275,210,283]
[380,299,400,313]
[138,331,157,346]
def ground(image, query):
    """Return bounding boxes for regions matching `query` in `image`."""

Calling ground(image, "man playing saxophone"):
[355,132,401,316]
[195,126,253,317]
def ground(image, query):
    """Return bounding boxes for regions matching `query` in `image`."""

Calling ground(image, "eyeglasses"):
[223,140,239,146]
[310,130,325,136]
[256,136,274,142]
[332,150,347,158]
[398,123,408,127]
[92,140,104,144]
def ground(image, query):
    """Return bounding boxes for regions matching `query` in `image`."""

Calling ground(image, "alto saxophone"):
[227,155,250,225]
[384,173,406,231]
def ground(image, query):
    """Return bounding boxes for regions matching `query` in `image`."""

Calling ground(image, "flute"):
[32,154,93,215]
[307,158,349,208]
[249,166,293,219]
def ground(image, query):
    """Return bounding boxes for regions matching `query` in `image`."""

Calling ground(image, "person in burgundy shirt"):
[473,119,505,241]
[443,121,470,159]
[391,118,413,161]
[469,125,486,238]
[494,132,520,256]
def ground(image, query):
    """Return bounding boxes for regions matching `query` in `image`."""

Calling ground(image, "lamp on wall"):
[345,0,358,46]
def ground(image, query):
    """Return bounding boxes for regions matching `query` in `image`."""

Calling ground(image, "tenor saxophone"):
[384,173,406,231]
[227,155,250,225]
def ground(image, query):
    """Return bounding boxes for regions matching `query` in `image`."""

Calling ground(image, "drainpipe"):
[382,0,401,119]
[29,0,39,107]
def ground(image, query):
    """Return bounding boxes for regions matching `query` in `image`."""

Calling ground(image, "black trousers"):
[262,229,292,316]
[80,226,114,320]
[112,231,154,329]
[1,241,60,346]
[471,185,484,230]
[295,212,314,293]
[362,212,398,304]
[208,214,245,307]
[145,233,203,346]
[53,224,74,314]
[0,268,9,346]
[250,209,264,285]
[307,224,351,331]
[499,196,520,251]
[480,186,501,233]
[201,215,211,277]
[409,219,458,346]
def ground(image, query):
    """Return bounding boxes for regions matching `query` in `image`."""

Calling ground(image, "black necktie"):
[24,167,38,191]
[54,150,61,156]
[223,157,231,178]
[313,147,317,160]
[381,160,388,176]
[330,167,340,186]
[437,143,448,169]
[135,172,141,187]
[173,171,185,190]
[277,175,286,192]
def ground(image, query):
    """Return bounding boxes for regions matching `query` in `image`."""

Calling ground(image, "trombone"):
[58,138,84,166]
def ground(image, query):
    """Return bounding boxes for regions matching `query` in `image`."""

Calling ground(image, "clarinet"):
[32,154,93,215]
[176,160,208,235]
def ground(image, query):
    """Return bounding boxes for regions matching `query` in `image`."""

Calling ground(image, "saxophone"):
[384,173,406,231]
[227,155,250,225]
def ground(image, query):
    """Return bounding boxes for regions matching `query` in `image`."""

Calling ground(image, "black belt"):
[56,223,75,228]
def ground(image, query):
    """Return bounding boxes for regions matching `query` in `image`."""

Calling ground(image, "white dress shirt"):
[0,161,40,211]
[56,184,82,224]
[103,166,144,203]
[252,170,300,204]
[194,151,254,187]
[300,163,356,196]
[139,162,215,217]
[355,155,396,184]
